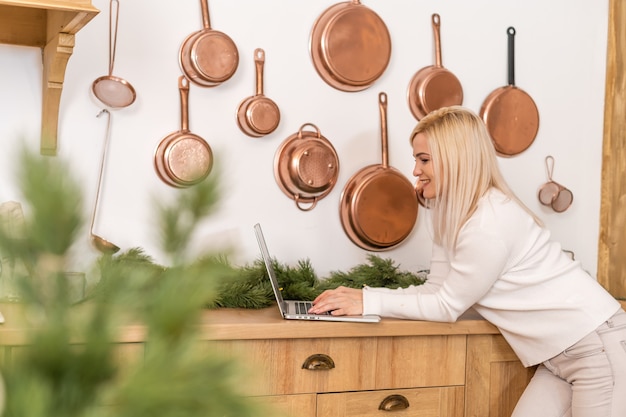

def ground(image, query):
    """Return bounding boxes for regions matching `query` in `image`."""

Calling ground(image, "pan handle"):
[295,195,318,212]
[200,0,212,30]
[179,75,191,133]
[254,48,265,96]
[507,26,516,86]
[378,92,389,168]
[432,14,442,68]
[297,123,322,140]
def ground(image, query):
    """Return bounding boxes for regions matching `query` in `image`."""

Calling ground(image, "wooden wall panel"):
[598,0,626,299]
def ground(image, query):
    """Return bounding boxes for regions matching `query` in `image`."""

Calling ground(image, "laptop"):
[253,223,380,323]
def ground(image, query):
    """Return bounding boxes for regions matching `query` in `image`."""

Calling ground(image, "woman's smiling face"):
[412,132,437,200]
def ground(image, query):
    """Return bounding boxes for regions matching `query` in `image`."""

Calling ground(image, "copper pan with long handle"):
[179,0,239,87]
[480,27,539,156]
[407,13,463,121]
[154,75,213,188]
[236,48,280,137]
[339,92,418,251]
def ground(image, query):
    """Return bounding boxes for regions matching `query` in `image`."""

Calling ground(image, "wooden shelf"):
[0,0,99,155]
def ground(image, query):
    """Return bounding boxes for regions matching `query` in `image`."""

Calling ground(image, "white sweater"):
[363,189,620,367]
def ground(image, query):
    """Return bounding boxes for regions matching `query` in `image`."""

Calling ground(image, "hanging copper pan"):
[339,92,418,251]
[309,0,391,92]
[407,13,463,121]
[236,48,280,137]
[274,123,340,211]
[154,75,213,188]
[179,0,239,87]
[480,27,539,156]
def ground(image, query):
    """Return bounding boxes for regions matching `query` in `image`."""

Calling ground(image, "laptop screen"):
[254,223,286,307]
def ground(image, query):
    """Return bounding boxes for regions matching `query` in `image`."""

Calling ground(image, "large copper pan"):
[480,27,539,156]
[309,0,391,92]
[407,13,463,121]
[339,93,418,251]
[154,76,213,188]
[274,123,340,211]
[179,0,239,87]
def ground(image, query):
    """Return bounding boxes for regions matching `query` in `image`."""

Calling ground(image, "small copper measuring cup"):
[538,155,573,213]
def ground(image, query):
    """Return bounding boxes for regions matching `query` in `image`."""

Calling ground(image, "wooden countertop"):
[0,302,499,346]
[2,300,624,346]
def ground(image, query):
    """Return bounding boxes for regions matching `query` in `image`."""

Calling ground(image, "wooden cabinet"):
[12,304,624,417]
[0,0,99,155]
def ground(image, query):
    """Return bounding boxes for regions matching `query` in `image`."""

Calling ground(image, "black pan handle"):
[507,26,516,86]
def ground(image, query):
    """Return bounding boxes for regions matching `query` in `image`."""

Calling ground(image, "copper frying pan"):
[407,13,463,121]
[179,0,239,87]
[339,92,418,251]
[236,48,280,138]
[309,0,391,92]
[154,76,213,188]
[480,27,539,156]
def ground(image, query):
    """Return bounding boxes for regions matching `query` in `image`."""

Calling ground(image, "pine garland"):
[97,251,428,310]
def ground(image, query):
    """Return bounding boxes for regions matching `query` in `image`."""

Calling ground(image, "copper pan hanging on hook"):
[179,0,239,87]
[480,27,539,156]
[339,92,418,251]
[309,0,391,92]
[407,13,463,121]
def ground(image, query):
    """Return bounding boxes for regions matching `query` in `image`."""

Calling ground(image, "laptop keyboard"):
[295,301,331,315]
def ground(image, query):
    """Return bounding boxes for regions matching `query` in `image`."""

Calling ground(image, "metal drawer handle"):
[301,353,335,370]
[378,394,410,411]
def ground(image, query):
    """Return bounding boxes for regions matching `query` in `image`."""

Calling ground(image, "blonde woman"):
[309,106,626,417]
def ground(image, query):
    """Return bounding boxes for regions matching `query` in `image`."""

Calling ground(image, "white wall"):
[0,0,609,279]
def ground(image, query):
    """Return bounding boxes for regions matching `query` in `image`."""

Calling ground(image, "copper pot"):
[309,0,391,92]
[179,0,239,87]
[407,13,463,121]
[274,123,340,211]
[480,27,539,156]
[339,93,418,251]
[154,76,213,188]
[236,48,280,137]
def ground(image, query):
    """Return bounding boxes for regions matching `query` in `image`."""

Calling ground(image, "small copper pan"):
[407,13,463,121]
[339,92,418,251]
[309,0,391,92]
[480,27,539,156]
[236,48,280,138]
[274,123,340,211]
[154,76,213,188]
[179,0,239,87]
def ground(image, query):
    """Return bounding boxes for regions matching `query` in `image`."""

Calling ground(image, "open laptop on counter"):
[253,223,380,323]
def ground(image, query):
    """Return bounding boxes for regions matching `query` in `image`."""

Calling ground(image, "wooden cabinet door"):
[465,335,535,417]
[375,335,466,389]
[210,337,378,396]
[318,386,464,417]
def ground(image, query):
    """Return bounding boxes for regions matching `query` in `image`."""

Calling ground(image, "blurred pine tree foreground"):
[0,146,426,416]
[0,146,266,417]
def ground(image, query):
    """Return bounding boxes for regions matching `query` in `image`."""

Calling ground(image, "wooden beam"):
[598,0,626,299]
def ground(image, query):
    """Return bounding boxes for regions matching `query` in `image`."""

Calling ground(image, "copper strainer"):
[92,0,136,109]
[538,155,573,213]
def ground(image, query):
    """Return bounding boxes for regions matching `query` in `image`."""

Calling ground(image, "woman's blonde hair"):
[410,106,541,250]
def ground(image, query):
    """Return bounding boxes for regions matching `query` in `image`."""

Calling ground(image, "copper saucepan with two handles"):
[274,123,340,211]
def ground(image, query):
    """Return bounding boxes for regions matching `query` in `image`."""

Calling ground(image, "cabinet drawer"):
[251,394,316,417]
[211,338,377,395]
[376,335,466,388]
[317,386,464,417]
